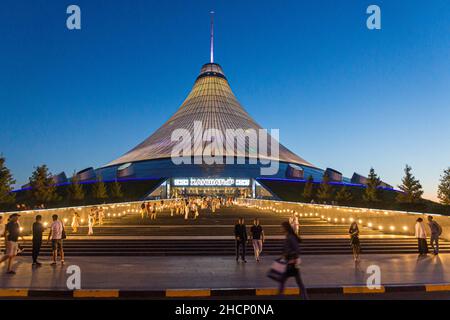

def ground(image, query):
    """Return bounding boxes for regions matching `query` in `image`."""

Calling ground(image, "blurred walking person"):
[278,221,308,299]
[234,218,248,263]
[93,207,98,225]
[71,211,80,233]
[428,216,442,255]
[150,203,157,220]
[141,202,146,219]
[349,220,361,262]
[146,202,152,219]
[193,203,199,219]
[98,207,105,225]
[32,215,44,266]
[211,199,216,213]
[89,207,97,225]
[88,211,95,235]
[184,201,189,220]
[415,218,428,256]
[250,218,264,262]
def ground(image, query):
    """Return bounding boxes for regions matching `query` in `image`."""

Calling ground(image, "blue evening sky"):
[0,0,449,200]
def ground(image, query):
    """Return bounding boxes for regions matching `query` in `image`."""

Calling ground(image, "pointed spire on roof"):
[210,11,215,63]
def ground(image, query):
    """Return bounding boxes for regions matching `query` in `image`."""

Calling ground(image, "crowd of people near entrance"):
[0,201,446,301]
[139,197,234,221]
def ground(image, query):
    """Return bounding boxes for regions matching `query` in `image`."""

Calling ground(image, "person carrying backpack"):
[428,216,442,255]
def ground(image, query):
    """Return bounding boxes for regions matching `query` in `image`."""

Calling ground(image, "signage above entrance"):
[173,178,251,187]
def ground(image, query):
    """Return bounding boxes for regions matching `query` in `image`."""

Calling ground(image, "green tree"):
[28,165,59,206]
[92,175,108,200]
[302,175,314,202]
[438,167,450,205]
[68,171,84,202]
[335,186,353,204]
[363,167,381,203]
[0,156,16,206]
[317,173,334,203]
[397,165,423,203]
[110,180,124,199]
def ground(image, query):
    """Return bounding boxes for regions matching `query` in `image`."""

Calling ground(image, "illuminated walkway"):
[13,205,450,256]
[16,206,450,256]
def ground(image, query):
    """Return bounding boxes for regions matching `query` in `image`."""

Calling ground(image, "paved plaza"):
[1,254,450,292]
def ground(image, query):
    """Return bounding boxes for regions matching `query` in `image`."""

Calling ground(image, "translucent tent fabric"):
[106,63,315,168]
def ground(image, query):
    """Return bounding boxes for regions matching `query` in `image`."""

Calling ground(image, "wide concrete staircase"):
[16,206,450,256]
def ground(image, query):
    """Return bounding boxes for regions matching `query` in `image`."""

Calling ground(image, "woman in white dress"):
[88,213,95,235]
[71,211,80,233]
[184,201,190,220]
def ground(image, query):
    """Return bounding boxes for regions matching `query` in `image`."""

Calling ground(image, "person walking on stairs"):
[278,221,308,299]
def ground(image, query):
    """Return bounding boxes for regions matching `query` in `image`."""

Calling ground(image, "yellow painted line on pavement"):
[0,289,28,297]
[426,284,450,292]
[73,289,119,298]
[284,288,300,295]
[256,288,299,295]
[343,286,385,294]
[166,289,211,297]
[256,288,278,296]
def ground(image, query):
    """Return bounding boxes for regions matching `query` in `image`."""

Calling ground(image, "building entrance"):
[169,177,253,198]
[172,186,251,198]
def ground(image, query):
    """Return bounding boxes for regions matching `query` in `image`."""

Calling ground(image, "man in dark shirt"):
[0,213,21,274]
[32,215,45,266]
[234,218,248,262]
[250,218,265,262]
[428,216,442,255]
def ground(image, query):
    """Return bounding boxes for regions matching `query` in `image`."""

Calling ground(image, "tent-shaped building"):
[96,61,325,198]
